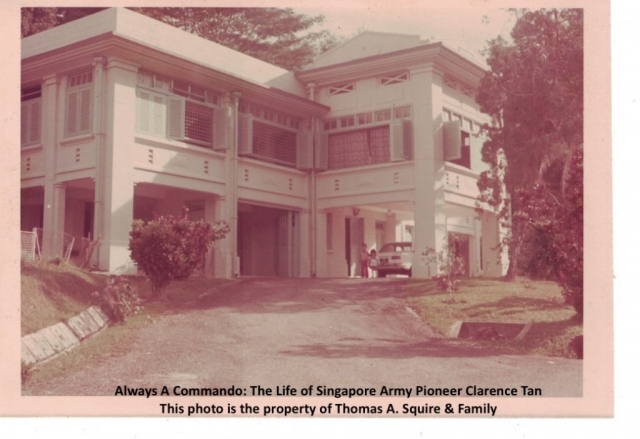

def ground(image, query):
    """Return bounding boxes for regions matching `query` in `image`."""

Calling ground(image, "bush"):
[92,276,143,323]
[423,236,466,303]
[128,206,230,296]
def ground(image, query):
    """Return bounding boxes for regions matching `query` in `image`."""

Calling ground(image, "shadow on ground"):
[279,337,505,359]
[170,277,416,315]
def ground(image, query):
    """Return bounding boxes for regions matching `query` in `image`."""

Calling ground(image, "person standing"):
[369,249,379,278]
[360,243,369,278]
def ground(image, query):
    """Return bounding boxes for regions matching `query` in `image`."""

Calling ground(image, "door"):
[277,211,298,277]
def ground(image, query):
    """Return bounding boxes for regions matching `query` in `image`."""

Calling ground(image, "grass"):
[21,260,237,390]
[21,258,234,334]
[21,259,107,335]
[405,277,582,358]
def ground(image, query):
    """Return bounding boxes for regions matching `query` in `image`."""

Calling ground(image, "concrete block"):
[48,322,81,350]
[67,311,101,340]
[21,341,38,367]
[449,321,463,338]
[21,333,56,362]
[455,321,529,340]
[38,327,66,353]
[87,306,109,327]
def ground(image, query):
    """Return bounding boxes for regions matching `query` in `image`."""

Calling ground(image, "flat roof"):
[21,8,307,98]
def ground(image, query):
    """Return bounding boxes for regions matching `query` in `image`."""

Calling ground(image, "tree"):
[475,9,583,280]
[423,236,467,303]
[21,7,339,70]
[511,144,583,315]
[129,207,230,296]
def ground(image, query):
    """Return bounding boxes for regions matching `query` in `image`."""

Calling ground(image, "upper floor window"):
[380,72,409,86]
[323,106,411,132]
[136,70,226,149]
[21,86,41,147]
[443,76,475,98]
[443,108,483,170]
[65,71,92,137]
[327,119,412,170]
[328,83,354,96]
[237,101,302,167]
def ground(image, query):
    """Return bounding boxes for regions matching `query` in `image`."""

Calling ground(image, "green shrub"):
[128,206,230,296]
[93,276,143,323]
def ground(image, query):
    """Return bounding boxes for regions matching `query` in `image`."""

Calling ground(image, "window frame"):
[136,70,221,148]
[21,86,42,148]
[65,71,93,138]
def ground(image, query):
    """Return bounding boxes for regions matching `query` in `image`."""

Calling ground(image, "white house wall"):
[21,9,510,279]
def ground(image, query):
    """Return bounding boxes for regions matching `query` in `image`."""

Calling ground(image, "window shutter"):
[470,134,488,172]
[151,95,165,136]
[212,106,230,151]
[402,119,412,160]
[296,131,313,169]
[443,120,462,160]
[29,100,41,144]
[21,102,28,145]
[79,88,92,133]
[390,119,411,161]
[237,113,253,155]
[168,97,185,140]
[137,90,166,137]
[66,90,79,136]
[137,90,151,134]
[315,132,329,170]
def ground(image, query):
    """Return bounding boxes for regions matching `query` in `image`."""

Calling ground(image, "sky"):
[293,6,516,57]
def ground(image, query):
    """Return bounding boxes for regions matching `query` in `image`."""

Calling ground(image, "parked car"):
[376,242,413,277]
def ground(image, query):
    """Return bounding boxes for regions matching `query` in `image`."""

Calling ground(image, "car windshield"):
[380,243,412,253]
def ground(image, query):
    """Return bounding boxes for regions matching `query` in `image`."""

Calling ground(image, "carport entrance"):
[238,203,299,277]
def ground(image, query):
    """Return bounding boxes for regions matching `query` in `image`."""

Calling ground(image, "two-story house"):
[21,8,508,279]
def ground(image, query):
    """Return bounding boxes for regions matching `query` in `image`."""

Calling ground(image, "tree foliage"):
[476,9,583,281]
[423,236,467,303]
[129,207,230,296]
[21,7,339,70]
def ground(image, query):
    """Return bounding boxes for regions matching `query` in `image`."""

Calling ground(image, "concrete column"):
[229,92,241,277]
[202,194,217,275]
[41,74,60,257]
[315,209,327,277]
[91,56,106,266]
[298,209,311,277]
[384,212,397,244]
[50,183,67,257]
[98,58,139,273]
[213,195,232,278]
[410,65,447,278]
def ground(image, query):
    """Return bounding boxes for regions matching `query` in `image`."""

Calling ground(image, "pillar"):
[315,209,327,277]
[410,65,447,278]
[41,74,60,257]
[213,195,232,278]
[98,58,139,273]
[298,209,311,277]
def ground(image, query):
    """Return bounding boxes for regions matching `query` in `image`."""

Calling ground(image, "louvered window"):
[65,71,92,137]
[136,71,228,149]
[21,86,42,147]
[136,90,166,137]
[252,121,297,165]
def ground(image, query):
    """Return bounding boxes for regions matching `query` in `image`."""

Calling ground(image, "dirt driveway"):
[26,277,582,396]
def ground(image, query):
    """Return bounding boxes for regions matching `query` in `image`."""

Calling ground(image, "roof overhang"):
[296,42,487,89]
[21,8,329,118]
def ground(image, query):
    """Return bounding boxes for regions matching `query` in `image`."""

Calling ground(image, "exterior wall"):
[21,10,509,279]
